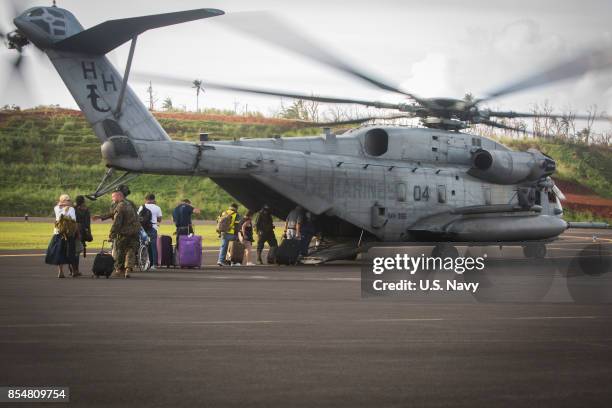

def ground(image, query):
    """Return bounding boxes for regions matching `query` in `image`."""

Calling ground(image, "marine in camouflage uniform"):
[97,185,135,221]
[109,191,141,278]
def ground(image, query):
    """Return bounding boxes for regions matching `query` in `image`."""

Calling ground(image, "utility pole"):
[146,81,157,111]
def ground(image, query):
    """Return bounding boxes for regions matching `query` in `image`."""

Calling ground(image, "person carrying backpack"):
[216,203,239,266]
[45,194,78,278]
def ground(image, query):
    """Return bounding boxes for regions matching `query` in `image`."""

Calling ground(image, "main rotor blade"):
[480,119,531,134]
[293,114,415,127]
[480,46,612,103]
[217,11,423,103]
[133,71,406,110]
[488,110,610,121]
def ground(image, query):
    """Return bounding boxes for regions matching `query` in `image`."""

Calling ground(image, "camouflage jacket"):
[100,198,136,221]
[110,200,141,238]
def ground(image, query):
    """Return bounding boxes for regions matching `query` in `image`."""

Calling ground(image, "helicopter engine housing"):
[468,148,555,185]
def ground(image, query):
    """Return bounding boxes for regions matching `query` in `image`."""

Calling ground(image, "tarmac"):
[1,228,612,407]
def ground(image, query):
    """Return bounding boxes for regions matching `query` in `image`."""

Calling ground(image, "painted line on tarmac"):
[0,253,45,257]
[511,316,598,320]
[0,323,75,328]
[1,317,605,328]
[359,318,445,322]
[563,235,612,243]
[0,250,221,257]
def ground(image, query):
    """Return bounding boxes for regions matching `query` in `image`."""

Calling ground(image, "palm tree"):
[192,79,204,112]
[162,97,173,111]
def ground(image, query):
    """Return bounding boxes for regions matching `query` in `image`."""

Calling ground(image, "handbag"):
[83,228,93,242]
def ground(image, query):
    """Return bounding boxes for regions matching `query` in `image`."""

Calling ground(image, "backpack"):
[216,211,234,233]
[55,214,77,239]
[139,205,153,230]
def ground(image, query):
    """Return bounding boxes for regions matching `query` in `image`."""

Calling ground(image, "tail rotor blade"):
[1,53,33,105]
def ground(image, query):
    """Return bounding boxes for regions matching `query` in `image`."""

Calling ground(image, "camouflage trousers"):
[113,234,139,272]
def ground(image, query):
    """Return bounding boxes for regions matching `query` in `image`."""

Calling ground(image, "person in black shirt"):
[240,210,255,266]
[71,195,91,277]
[172,199,201,236]
[255,204,278,264]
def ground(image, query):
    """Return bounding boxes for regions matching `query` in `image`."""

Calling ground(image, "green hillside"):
[0,108,610,221]
[502,138,612,199]
[0,108,321,219]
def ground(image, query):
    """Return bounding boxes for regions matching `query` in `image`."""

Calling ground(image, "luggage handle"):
[100,239,111,253]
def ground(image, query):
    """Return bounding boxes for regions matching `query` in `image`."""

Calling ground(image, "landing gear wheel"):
[137,244,151,272]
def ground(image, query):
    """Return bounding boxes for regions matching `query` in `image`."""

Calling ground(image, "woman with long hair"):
[240,210,256,266]
[45,194,78,278]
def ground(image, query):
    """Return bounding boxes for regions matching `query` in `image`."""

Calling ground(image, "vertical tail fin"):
[13,7,224,142]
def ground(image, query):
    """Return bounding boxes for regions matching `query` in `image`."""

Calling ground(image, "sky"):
[2,0,612,129]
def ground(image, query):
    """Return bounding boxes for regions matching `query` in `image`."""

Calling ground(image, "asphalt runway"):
[1,229,612,407]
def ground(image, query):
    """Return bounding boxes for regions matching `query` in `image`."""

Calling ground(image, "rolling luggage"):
[266,246,277,264]
[226,240,245,265]
[177,235,202,268]
[275,239,301,265]
[157,235,173,267]
[92,240,114,278]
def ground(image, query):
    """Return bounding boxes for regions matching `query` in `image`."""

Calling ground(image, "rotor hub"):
[6,30,29,51]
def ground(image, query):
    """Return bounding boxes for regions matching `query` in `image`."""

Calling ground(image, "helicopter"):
[2,3,610,263]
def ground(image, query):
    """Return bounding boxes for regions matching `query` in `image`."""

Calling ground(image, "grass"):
[0,222,284,250]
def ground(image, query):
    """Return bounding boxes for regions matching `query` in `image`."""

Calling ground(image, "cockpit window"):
[32,19,50,33]
[48,9,64,18]
[28,8,44,17]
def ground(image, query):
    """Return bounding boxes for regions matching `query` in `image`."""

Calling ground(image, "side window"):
[437,185,446,204]
[396,183,407,202]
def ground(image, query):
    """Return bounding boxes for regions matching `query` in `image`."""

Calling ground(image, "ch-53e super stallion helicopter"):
[2,3,610,263]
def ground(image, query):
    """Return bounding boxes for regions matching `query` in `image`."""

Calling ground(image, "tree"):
[280,99,309,120]
[162,97,173,111]
[583,104,599,144]
[463,92,475,103]
[192,79,204,112]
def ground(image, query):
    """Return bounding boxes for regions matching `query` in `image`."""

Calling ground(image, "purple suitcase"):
[177,235,202,268]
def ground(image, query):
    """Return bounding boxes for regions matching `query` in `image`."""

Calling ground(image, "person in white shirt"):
[45,194,79,278]
[139,193,163,269]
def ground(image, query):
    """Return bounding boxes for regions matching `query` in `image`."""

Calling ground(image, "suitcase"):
[177,235,202,268]
[266,246,277,264]
[157,235,173,267]
[275,239,301,265]
[92,240,114,278]
[226,240,245,265]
